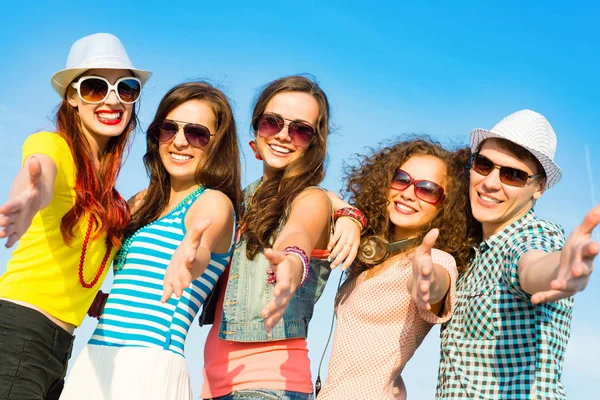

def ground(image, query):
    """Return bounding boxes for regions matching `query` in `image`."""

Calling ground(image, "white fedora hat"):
[470,109,562,188]
[51,33,152,98]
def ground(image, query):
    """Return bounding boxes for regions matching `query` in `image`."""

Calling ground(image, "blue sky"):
[1,2,599,398]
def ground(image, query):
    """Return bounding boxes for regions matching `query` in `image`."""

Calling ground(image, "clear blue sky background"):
[1,2,598,398]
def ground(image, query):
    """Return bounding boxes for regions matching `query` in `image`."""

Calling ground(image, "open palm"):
[0,157,43,248]
[161,218,211,302]
[532,205,600,304]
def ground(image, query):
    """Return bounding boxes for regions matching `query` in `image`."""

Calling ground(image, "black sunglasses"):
[470,153,544,187]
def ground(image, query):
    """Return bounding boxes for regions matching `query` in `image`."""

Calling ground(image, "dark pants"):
[0,300,74,400]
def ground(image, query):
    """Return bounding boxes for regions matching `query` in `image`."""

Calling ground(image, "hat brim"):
[51,67,152,98]
[470,128,562,189]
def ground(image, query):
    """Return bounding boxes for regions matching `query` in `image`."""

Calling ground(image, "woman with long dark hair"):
[0,33,150,399]
[60,81,242,400]
[182,75,362,400]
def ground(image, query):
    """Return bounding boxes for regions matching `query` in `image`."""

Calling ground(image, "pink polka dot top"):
[318,249,457,399]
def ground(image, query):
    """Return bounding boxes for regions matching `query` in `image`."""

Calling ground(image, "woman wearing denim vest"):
[189,75,359,400]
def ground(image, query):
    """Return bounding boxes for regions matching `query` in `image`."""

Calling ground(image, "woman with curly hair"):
[318,137,476,399]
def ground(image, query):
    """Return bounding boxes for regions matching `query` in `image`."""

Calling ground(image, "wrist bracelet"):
[285,252,308,287]
[266,267,277,285]
[284,246,310,288]
[334,207,367,230]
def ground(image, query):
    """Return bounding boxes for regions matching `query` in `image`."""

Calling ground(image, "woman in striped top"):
[60,82,242,400]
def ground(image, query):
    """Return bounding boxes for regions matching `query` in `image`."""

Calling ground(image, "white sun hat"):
[470,109,562,189]
[51,33,152,98]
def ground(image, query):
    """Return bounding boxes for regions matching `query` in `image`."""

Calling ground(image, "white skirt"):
[60,344,193,400]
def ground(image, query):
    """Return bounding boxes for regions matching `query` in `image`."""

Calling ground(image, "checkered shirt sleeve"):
[504,218,566,300]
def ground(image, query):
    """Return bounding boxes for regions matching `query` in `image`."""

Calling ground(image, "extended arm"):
[0,155,57,247]
[260,188,330,331]
[407,229,452,315]
[161,190,235,302]
[521,205,600,303]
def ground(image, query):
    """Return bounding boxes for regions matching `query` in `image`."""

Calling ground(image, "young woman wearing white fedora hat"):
[436,110,600,399]
[0,32,151,399]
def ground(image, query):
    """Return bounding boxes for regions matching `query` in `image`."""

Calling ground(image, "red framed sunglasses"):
[391,169,445,205]
[255,113,316,147]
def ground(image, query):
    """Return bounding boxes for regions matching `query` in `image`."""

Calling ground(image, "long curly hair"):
[242,75,330,259]
[344,136,478,281]
[125,81,242,237]
[55,88,136,248]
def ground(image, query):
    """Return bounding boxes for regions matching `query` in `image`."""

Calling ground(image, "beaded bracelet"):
[284,246,310,288]
[333,207,368,230]
[266,267,277,285]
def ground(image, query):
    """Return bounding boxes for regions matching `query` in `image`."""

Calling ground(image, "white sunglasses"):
[70,76,142,104]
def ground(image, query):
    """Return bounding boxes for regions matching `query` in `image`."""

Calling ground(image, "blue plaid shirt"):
[436,210,573,399]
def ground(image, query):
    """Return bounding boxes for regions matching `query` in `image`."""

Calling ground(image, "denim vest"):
[199,178,332,341]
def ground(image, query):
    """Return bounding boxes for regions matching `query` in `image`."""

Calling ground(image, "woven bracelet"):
[333,207,368,230]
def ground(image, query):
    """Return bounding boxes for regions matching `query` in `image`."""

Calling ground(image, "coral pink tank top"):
[200,267,314,398]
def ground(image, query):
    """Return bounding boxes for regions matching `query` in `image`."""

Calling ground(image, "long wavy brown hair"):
[125,81,242,237]
[242,75,330,259]
[344,136,479,281]
[55,87,136,248]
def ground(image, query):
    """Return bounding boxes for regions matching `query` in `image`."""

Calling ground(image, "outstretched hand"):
[260,248,304,332]
[532,205,600,304]
[327,217,361,270]
[410,229,439,311]
[0,157,43,248]
[161,218,211,303]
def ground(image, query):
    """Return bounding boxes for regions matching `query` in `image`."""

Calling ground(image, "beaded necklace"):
[78,216,113,288]
[113,185,206,272]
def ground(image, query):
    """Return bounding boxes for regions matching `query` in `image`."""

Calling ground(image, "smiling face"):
[67,68,135,153]
[158,99,216,192]
[255,91,319,180]
[387,154,448,240]
[470,139,545,238]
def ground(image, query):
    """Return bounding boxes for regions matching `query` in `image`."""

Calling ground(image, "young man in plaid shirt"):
[436,109,600,399]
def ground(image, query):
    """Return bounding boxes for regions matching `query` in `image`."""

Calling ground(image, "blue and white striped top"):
[89,186,234,357]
